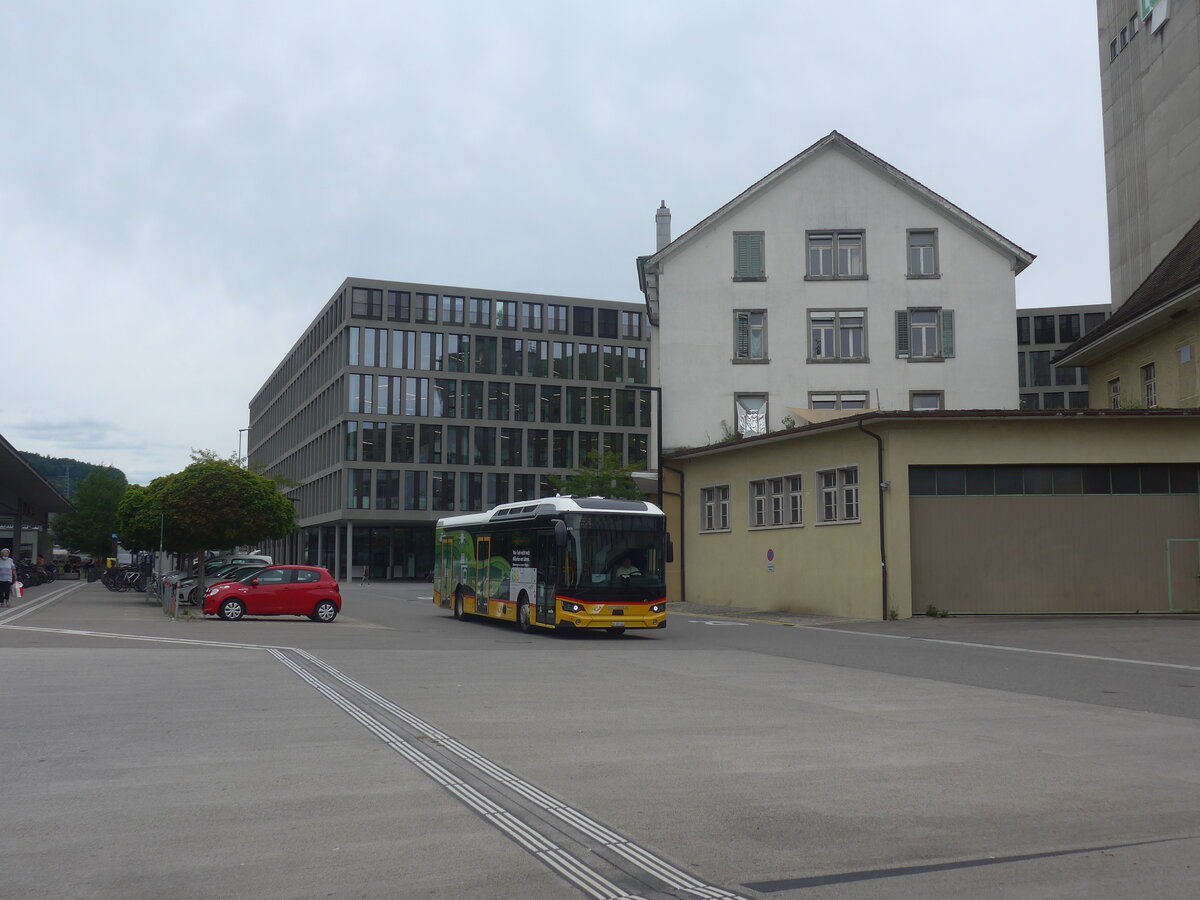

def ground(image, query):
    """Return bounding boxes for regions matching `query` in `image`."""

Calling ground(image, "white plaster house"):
[637,131,1035,451]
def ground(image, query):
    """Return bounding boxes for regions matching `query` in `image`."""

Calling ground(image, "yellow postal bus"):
[435,497,671,634]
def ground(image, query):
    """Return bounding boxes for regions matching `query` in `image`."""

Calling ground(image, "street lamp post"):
[237,428,250,467]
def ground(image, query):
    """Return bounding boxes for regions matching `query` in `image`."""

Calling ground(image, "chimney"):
[655,200,671,251]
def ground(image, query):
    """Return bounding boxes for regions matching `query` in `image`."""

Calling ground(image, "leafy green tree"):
[116,456,296,555]
[51,467,127,558]
[114,481,166,551]
[548,451,643,500]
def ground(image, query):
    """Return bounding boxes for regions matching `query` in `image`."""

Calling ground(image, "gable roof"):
[639,130,1035,278]
[1055,216,1200,366]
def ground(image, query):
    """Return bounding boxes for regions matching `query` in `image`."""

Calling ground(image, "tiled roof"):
[1058,216,1200,359]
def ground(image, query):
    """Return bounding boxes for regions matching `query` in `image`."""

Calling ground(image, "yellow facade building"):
[663,410,1200,619]
[1057,218,1200,408]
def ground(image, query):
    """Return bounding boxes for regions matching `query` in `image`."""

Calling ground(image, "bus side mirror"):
[665,536,674,564]
[553,519,567,549]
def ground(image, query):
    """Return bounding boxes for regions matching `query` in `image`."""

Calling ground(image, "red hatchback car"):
[203,565,341,622]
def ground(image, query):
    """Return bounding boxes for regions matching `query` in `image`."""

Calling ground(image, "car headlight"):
[206,587,221,597]
[561,602,583,613]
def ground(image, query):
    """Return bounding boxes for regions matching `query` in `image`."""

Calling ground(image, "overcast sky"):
[3,1,1109,486]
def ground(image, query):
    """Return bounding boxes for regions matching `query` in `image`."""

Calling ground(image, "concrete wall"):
[654,143,1022,450]
[1098,0,1200,305]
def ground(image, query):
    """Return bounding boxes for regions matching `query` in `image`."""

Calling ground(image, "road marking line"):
[279,647,747,900]
[813,626,1200,672]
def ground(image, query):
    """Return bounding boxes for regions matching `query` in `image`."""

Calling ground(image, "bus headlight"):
[650,603,664,613]
[561,602,583,614]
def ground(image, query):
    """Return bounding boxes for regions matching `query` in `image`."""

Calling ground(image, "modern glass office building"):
[249,278,652,580]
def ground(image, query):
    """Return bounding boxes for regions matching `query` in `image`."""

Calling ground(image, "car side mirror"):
[250,579,260,587]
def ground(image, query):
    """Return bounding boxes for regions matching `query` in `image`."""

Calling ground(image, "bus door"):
[438,535,455,608]
[474,537,491,615]
[534,530,557,626]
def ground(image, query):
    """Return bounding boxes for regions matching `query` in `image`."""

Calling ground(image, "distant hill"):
[19,452,127,502]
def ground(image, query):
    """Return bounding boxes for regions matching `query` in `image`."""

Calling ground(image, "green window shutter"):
[895,310,910,358]
[940,309,955,358]
[734,233,763,278]
[734,311,750,358]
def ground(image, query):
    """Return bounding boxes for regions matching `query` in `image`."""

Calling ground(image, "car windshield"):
[562,513,666,589]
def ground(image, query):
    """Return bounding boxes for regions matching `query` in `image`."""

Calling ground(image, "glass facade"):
[260,281,654,578]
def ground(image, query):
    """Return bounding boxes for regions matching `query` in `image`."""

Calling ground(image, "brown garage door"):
[909,464,1200,614]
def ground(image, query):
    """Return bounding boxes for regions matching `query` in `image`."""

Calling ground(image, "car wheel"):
[312,600,338,623]
[517,595,534,634]
[217,599,245,621]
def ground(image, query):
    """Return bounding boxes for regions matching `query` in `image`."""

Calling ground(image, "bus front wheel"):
[453,591,465,620]
[518,596,534,634]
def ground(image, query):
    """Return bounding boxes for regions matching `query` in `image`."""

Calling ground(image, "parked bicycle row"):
[15,562,58,587]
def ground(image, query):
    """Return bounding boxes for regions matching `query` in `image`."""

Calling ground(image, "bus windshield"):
[563,513,666,590]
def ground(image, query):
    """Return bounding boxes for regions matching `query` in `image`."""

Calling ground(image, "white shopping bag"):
[13,581,23,598]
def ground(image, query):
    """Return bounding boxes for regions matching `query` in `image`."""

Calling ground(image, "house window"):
[521,302,543,331]
[1109,378,1121,409]
[808,392,869,410]
[495,300,519,329]
[1058,314,1081,342]
[808,309,865,361]
[573,306,594,336]
[442,295,465,325]
[469,297,492,327]
[907,230,938,277]
[818,466,860,523]
[700,485,730,532]
[733,232,765,280]
[734,311,767,361]
[749,475,802,528]
[351,287,383,319]
[1142,363,1157,408]
[1033,315,1056,343]
[895,308,954,360]
[1016,317,1030,345]
[1029,351,1052,386]
[415,293,438,323]
[806,231,864,279]
[910,392,943,411]
[597,308,619,339]
[387,290,411,321]
[547,304,569,333]
[621,310,642,339]
[735,394,768,437]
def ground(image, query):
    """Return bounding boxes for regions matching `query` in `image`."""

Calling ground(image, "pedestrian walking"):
[0,548,16,607]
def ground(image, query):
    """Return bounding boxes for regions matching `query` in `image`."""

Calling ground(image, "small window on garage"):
[909,467,936,495]
[1052,467,1083,495]
[1139,465,1169,494]
[1082,466,1112,494]
[1111,465,1140,494]
[1170,465,1199,494]
[964,468,995,495]
[934,468,965,495]
[994,467,1023,494]
[1024,467,1054,495]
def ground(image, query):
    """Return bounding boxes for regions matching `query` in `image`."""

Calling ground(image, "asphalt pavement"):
[3,578,1200,899]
